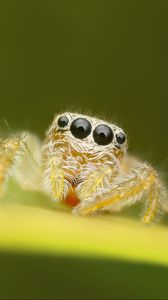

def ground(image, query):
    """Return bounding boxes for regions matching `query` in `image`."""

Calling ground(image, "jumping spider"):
[0,112,167,224]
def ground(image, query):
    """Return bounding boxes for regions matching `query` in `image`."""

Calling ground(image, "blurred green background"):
[0,0,168,299]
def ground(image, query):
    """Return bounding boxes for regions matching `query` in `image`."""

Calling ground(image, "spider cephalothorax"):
[0,112,167,224]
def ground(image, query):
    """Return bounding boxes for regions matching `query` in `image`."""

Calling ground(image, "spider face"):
[42,112,128,204]
[51,112,127,160]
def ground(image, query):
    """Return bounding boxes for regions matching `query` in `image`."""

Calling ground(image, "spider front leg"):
[74,162,164,224]
[75,162,118,201]
[42,142,72,202]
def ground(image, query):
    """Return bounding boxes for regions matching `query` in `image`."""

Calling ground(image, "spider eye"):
[58,116,69,128]
[70,118,92,139]
[116,132,126,144]
[93,124,113,146]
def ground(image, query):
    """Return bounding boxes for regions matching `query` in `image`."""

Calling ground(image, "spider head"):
[43,112,127,202]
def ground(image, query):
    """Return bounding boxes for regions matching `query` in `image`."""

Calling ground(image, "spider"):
[0,112,167,224]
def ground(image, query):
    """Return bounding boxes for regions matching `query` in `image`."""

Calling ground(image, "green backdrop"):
[0,1,168,299]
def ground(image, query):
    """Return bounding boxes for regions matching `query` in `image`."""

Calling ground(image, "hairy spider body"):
[0,112,167,224]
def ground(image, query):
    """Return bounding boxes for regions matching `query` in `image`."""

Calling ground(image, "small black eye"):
[70,118,91,139]
[93,124,113,146]
[58,116,69,128]
[116,132,126,144]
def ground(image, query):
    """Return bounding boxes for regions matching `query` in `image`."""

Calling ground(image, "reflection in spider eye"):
[58,116,69,128]
[70,118,92,139]
[116,132,126,144]
[93,124,113,146]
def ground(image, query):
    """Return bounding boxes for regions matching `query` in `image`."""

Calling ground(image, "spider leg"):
[73,162,164,224]
[42,140,71,202]
[0,134,26,195]
[0,132,43,195]
[14,133,42,191]
[75,162,117,201]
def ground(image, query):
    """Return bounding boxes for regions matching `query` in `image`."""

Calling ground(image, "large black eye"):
[116,132,126,144]
[58,116,69,128]
[70,118,91,139]
[93,124,113,145]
